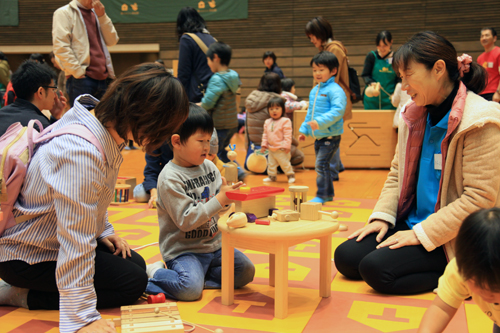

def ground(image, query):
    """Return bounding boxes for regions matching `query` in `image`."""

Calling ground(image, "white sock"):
[0,280,29,308]
[146,261,165,279]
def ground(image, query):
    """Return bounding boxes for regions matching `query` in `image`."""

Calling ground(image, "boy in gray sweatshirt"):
[145,104,255,301]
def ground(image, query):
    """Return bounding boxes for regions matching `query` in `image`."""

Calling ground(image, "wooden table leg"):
[221,232,234,305]
[275,242,288,319]
[319,234,332,298]
[269,253,275,287]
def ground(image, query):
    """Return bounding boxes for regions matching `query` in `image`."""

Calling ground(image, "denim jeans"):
[133,183,149,203]
[314,136,340,198]
[66,76,109,107]
[216,127,238,163]
[145,248,255,301]
[330,148,344,180]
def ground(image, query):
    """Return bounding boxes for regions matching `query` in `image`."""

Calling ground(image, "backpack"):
[339,63,362,104]
[0,119,104,236]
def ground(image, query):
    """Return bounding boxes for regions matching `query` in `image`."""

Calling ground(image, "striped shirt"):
[0,95,125,333]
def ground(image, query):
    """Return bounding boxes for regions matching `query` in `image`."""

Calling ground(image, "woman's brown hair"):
[95,63,189,154]
[257,72,282,94]
[393,31,486,94]
[305,17,334,43]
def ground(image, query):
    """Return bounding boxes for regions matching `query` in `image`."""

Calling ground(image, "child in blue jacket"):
[201,42,240,163]
[298,51,347,203]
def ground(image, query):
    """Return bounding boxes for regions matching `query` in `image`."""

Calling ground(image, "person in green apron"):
[362,31,398,110]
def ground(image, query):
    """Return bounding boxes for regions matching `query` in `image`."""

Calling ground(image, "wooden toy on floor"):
[116,176,137,198]
[115,302,184,333]
[111,184,131,205]
[226,186,284,219]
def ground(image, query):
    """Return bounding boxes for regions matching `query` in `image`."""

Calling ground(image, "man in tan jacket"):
[52,0,119,106]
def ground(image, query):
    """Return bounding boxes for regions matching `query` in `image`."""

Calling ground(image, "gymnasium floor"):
[0,134,492,333]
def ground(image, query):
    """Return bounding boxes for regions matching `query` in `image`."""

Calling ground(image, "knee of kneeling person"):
[334,242,363,280]
[133,184,150,203]
[174,283,204,301]
[235,262,255,288]
[358,256,395,294]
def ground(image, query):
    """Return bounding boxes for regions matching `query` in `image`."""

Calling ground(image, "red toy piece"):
[226,186,284,201]
[255,219,271,225]
[147,293,166,304]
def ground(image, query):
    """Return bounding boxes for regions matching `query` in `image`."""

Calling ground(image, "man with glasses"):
[0,61,66,136]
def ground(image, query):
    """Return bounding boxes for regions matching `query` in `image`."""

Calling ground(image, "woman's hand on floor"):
[376,230,421,250]
[348,220,389,242]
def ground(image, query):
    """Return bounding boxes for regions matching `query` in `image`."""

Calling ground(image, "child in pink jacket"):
[261,96,295,183]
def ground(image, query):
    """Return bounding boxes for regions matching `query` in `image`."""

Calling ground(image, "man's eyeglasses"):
[42,85,58,90]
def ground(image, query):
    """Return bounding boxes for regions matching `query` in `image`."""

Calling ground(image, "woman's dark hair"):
[176,6,207,41]
[456,208,500,292]
[0,51,8,61]
[95,63,189,154]
[267,96,286,118]
[177,103,214,144]
[481,27,497,37]
[376,30,392,46]
[262,51,277,65]
[258,72,282,94]
[29,53,45,64]
[281,78,295,92]
[393,31,486,94]
[155,59,165,65]
[305,16,334,43]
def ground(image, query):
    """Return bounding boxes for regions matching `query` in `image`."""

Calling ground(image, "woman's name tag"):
[434,154,442,170]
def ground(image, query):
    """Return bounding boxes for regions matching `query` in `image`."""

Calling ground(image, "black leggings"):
[0,243,148,310]
[334,222,448,295]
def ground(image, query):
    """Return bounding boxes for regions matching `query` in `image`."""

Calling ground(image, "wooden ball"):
[214,329,224,333]
[154,307,160,314]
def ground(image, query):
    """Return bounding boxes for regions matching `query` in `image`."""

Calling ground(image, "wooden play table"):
[219,216,339,319]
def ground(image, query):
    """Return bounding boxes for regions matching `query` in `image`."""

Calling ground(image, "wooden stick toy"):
[111,183,131,205]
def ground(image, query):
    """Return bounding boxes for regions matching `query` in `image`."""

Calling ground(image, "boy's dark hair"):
[207,42,232,66]
[29,53,46,64]
[176,6,207,41]
[376,31,393,46]
[11,60,56,101]
[267,97,285,118]
[95,63,189,155]
[155,59,165,65]
[0,51,8,61]
[258,72,282,94]
[176,103,214,145]
[281,78,295,92]
[305,16,334,43]
[310,51,339,72]
[456,208,500,292]
[481,27,497,37]
[262,51,276,64]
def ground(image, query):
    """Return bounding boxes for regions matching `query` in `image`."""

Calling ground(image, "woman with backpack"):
[305,16,352,181]
[176,6,217,103]
[0,63,189,333]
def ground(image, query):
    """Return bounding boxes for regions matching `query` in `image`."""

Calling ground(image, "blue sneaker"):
[309,196,334,203]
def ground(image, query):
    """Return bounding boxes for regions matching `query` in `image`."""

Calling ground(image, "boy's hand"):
[298,134,306,141]
[216,177,245,207]
[260,147,267,153]
[307,120,319,131]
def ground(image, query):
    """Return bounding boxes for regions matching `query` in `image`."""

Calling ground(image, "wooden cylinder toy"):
[112,184,131,205]
[147,293,166,304]
[288,186,309,212]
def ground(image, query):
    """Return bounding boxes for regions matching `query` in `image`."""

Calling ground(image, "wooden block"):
[272,209,300,222]
[235,196,276,218]
[255,219,270,225]
[300,202,322,220]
